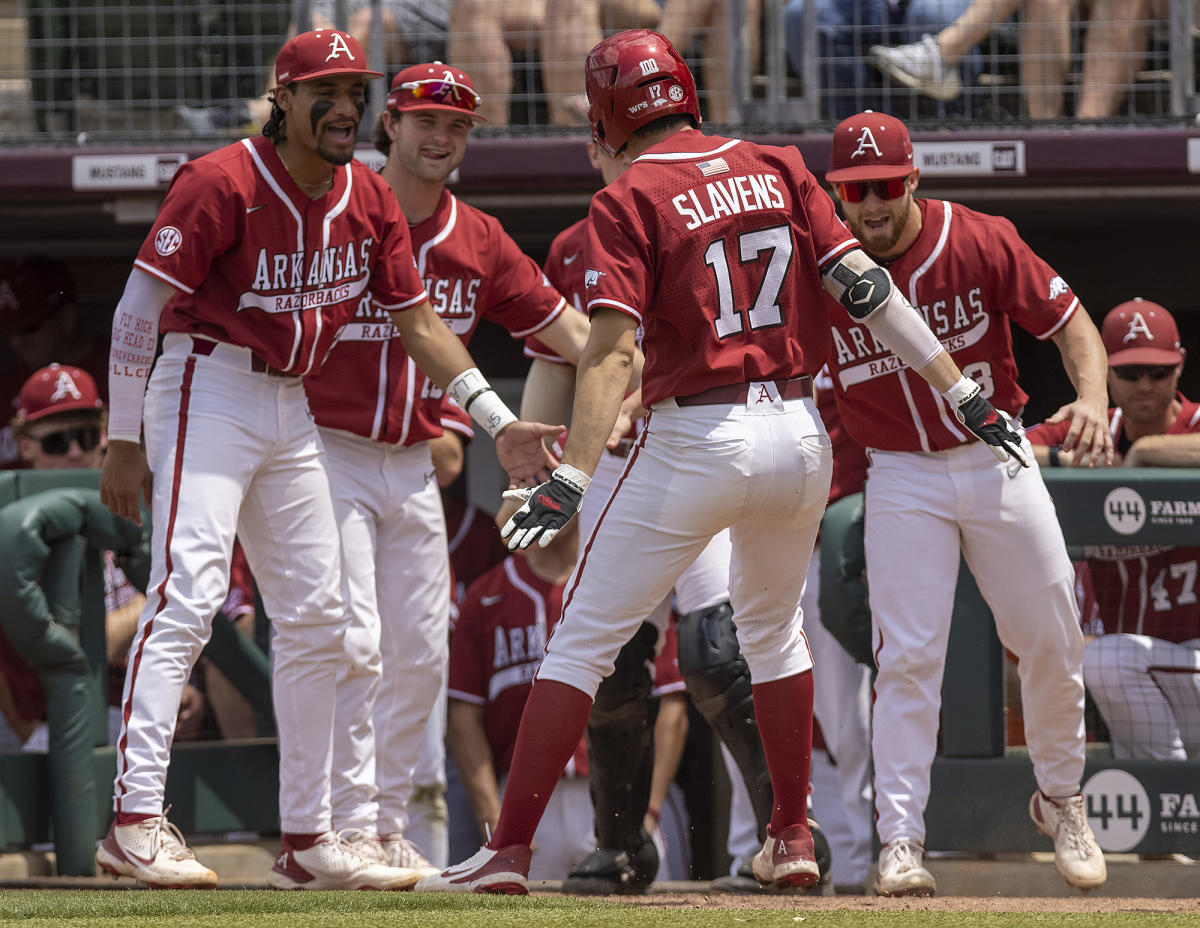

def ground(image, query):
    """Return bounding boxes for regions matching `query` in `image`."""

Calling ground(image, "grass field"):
[1,891,1197,928]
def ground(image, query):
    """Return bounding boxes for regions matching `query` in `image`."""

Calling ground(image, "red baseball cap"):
[386,62,486,122]
[826,111,914,183]
[0,256,76,336]
[16,363,104,423]
[275,29,383,86]
[1101,298,1185,367]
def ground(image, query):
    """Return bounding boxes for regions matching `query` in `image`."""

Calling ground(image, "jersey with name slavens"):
[305,187,566,444]
[135,136,426,376]
[584,130,859,408]
[826,198,1078,453]
[448,556,587,777]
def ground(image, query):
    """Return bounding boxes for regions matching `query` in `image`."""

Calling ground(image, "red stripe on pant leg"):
[115,357,197,812]
[558,424,650,623]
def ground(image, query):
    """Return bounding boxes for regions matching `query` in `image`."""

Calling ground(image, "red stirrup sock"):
[489,679,594,849]
[752,669,815,833]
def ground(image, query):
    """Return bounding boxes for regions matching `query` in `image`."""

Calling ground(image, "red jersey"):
[135,137,426,376]
[653,619,685,697]
[305,188,566,443]
[445,496,510,611]
[584,130,859,408]
[826,198,1078,453]
[1029,397,1200,643]
[448,556,588,777]
[526,218,587,364]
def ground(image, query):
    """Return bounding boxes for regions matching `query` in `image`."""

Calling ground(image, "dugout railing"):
[0,467,1197,873]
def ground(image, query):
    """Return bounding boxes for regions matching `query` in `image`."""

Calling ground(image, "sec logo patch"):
[155,226,183,256]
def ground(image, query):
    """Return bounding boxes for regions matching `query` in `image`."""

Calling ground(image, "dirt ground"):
[531,892,1200,913]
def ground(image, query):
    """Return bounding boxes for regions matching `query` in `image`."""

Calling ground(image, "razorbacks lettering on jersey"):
[305,187,566,442]
[1028,396,1200,643]
[135,136,426,376]
[448,556,588,777]
[583,131,859,408]
[826,198,1078,453]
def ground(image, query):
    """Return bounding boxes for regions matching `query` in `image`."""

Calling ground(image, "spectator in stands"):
[784,0,977,120]
[658,0,761,124]
[1028,299,1200,760]
[0,258,107,470]
[311,1,448,70]
[867,0,1165,119]
[445,495,595,879]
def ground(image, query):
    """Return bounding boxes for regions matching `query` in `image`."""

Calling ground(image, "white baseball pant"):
[865,438,1087,846]
[320,428,450,839]
[1083,633,1200,760]
[115,333,346,833]
[537,392,830,698]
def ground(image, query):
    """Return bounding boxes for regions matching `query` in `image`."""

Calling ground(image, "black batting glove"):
[501,464,589,550]
[953,384,1030,468]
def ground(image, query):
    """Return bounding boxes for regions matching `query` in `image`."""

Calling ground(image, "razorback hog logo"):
[536,491,562,512]
[584,269,605,288]
[1048,275,1068,300]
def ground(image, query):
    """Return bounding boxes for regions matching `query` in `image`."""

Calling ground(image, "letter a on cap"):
[853,127,882,159]
[327,32,354,62]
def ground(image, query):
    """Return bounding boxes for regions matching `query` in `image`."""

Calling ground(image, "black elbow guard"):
[833,263,893,320]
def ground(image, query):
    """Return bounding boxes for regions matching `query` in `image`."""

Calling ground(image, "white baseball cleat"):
[379,832,440,880]
[874,838,936,896]
[869,34,962,101]
[95,813,218,889]
[413,843,531,894]
[268,830,423,890]
[1029,791,1107,890]
[751,823,820,889]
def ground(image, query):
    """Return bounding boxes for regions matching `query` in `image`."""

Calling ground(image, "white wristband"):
[446,367,518,439]
[553,463,591,494]
[942,376,981,406]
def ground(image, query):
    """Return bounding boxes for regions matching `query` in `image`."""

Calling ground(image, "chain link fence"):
[0,0,1195,144]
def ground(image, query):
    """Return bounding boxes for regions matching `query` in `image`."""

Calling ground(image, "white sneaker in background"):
[1029,791,1107,890]
[268,830,423,890]
[873,838,936,896]
[869,34,963,101]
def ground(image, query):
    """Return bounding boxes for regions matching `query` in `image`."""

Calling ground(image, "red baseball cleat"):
[751,822,820,889]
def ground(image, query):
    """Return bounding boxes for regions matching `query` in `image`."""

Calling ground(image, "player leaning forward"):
[416,29,1028,894]
[822,111,1110,895]
[96,29,557,890]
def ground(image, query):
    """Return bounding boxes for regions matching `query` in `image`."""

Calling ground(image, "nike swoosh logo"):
[563,252,580,265]
[481,594,503,606]
[246,205,266,214]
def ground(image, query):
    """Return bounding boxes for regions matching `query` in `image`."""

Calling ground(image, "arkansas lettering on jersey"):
[448,557,588,776]
[135,136,426,376]
[583,130,859,408]
[305,187,566,443]
[826,198,1078,453]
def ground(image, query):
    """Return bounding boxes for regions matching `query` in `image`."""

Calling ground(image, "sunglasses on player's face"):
[1111,364,1177,382]
[35,424,102,455]
[835,175,910,203]
[394,78,480,112]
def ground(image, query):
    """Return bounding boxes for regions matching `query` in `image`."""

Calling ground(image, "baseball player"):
[96,29,557,890]
[299,60,592,874]
[1028,299,1200,760]
[523,140,833,896]
[416,29,1025,895]
[447,496,595,880]
[821,111,1111,895]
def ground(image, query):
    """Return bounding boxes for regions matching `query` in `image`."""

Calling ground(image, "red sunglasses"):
[835,175,910,203]
[391,77,480,112]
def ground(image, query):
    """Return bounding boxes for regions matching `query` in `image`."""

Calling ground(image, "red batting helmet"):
[585,29,701,158]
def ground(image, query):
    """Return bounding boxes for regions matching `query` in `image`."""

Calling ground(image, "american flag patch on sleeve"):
[697,157,729,176]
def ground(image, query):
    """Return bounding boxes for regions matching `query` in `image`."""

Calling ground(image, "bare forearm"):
[562,346,635,477]
[1126,433,1200,468]
[447,702,503,833]
[390,303,477,389]
[648,695,688,813]
[520,359,576,425]
[1052,310,1109,407]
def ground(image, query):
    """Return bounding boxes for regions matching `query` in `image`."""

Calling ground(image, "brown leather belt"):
[190,336,297,377]
[607,437,635,459]
[675,374,813,407]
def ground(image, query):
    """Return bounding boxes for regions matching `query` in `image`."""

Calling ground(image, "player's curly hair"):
[373,110,395,157]
[262,85,295,142]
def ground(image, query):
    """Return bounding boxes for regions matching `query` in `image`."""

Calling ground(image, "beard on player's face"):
[845,189,912,259]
